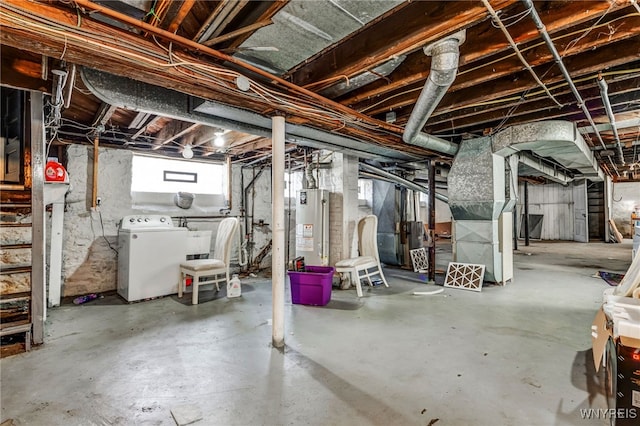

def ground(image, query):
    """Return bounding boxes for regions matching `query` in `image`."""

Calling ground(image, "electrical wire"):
[98,210,119,255]
[563,1,616,55]
[481,0,562,107]
[0,2,408,149]
[442,67,640,112]
[359,12,638,115]
[490,7,531,28]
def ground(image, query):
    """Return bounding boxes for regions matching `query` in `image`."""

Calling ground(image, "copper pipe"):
[72,0,402,135]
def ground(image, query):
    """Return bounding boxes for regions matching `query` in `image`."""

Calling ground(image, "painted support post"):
[428,159,436,283]
[48,201,65,307]
[271,116,285,348]
[524,181,530,246]
[30,92,45,344]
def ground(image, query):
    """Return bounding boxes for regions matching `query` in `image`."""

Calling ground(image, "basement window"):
[284,171,303,200]
[131,154,227,211]
[358,179,372,207]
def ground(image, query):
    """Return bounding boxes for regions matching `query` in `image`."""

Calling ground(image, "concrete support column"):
[327,153,359,264]
[341,155,359,260]
[271,116,285,348]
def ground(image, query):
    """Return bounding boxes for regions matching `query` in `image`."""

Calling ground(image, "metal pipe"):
[240,167,246,265]
[522,0,608,153]
[524,181,530,246]
[286,153,292,263]
[427,159,436,283]
[359,162,449,203]
[271,115,286,349]
[82,68,424,162]
[226,155,232,209]
[243,166,265,267]
[597,76,625,165]
[402,31,465,156]
[513,202,518,251]
[91,134,99,209]
[63,64,76,109]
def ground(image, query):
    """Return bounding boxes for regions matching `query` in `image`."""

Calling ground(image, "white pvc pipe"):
[272,116,286,348]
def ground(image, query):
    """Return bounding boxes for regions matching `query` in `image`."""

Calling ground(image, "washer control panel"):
[120,215,174,230]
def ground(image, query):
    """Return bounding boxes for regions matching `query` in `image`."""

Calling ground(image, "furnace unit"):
[295,189,329,266]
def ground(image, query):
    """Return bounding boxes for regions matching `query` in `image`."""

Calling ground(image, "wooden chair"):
[179,217,238,305]
[335,215,389,297]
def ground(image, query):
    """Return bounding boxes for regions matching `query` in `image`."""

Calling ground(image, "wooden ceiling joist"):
[162,0,196,34]
[226,1,289,50]
[92,102,117,128]
[365,36,640,119]
[339,3,637,108]
[154,122,201,150]
[425,75,640,133]
[128,111,151,129]
[194,0,249,43]
[203,19,273,47]
[1,0,432,155]
[131,115,162,140]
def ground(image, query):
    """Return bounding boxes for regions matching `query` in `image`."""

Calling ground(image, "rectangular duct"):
[373,180,401,266]
[449,137,507,282]
[449,137,506,221]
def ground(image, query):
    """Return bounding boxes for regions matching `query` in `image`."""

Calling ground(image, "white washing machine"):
[117,215,188,302]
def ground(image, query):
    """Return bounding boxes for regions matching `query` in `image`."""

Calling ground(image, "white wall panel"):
[517,182,574,240]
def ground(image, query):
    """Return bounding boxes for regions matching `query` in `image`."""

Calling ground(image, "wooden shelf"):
[1,204,32,208]
[0,292,31,302]
[0,243,32,250]
[0,223,32,228]
[0,320,31,333]
[0,266,31,275]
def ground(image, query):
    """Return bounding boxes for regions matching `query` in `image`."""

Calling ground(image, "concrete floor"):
[1,240,634,426]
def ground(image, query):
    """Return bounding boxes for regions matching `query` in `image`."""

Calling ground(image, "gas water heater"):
[295,189,329,266]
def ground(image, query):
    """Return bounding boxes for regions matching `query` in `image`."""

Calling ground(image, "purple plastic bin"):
[288,266,334,306]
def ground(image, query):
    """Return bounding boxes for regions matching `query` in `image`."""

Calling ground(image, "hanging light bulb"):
[214,135,225,147]
[182,144,194,159]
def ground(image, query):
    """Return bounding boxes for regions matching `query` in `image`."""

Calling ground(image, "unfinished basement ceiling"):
[1,0,639,181]
[235,0,403,73]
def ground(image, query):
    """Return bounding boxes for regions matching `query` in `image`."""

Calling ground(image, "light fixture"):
[214,135,225,147]
[182,144,194,159]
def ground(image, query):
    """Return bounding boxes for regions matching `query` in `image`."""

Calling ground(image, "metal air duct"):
[492,121,604,181]
[402,30,465,156]
[80,68,423,162]
[448,136,506,282]
[597,76,625,166]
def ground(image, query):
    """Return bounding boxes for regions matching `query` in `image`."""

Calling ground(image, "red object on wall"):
[45,161,68,182]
